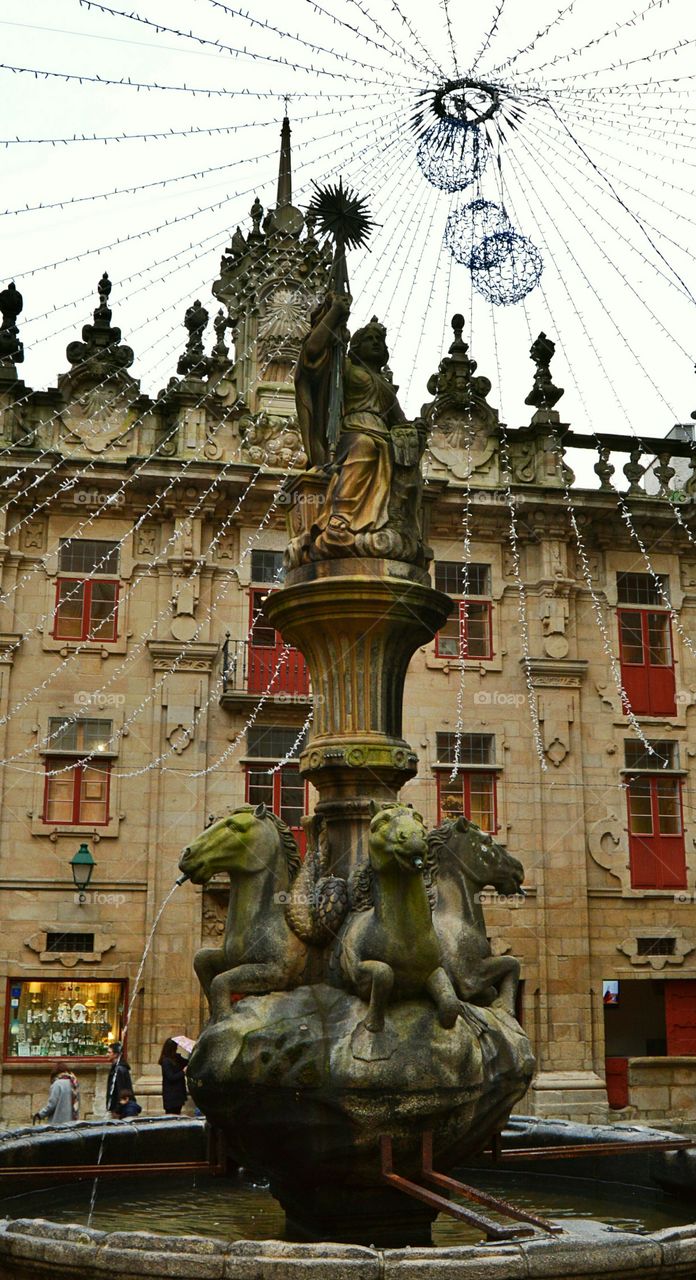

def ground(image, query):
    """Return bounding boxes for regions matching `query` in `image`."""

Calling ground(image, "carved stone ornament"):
[588,813,625,885]
[0,281,24,366]
[541,593,569,659]
[257,285,314,377]
[524,331,564,421]
[20,517,47,553]
[421,313,499,481]
[617,927,695,971]
[240,413,306,468]
[24,929,116,967]
[134,525,158,557]
[59,274,139,449]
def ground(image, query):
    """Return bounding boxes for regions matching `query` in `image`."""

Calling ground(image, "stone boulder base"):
[187,984,534,1244]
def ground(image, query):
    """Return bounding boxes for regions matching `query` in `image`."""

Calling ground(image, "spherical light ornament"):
[470,231,544,306]
[444,200,511,267]
[416,127,488,193]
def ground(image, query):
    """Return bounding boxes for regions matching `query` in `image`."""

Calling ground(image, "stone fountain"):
[179,204,534,1245]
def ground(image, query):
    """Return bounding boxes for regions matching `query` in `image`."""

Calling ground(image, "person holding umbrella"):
[159,1037,191,1115]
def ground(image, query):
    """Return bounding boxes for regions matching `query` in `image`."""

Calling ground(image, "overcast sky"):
[3,0,696,448]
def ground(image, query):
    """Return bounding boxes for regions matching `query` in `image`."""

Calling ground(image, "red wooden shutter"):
[247,590,309,695]
[665,981,696,1055]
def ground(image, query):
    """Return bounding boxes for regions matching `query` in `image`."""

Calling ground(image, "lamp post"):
[70,842,95,905]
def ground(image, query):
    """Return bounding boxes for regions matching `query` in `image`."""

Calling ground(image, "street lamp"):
[70,842,95,905]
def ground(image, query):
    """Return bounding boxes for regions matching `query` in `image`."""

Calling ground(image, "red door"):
[618,609,676,716]
[247,589,309,696]
[605,1057,629,1109]
[665,981,696,1055]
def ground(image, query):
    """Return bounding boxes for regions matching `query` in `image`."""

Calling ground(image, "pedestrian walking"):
[33,1063,80,1125]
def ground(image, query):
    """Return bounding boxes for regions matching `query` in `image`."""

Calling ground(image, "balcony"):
[219,636,311,717]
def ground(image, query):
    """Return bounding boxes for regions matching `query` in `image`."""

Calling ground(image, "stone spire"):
[277,115,292,210]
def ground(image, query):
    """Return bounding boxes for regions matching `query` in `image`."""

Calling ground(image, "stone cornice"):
[523,657,589,688]
[147,639,219,673]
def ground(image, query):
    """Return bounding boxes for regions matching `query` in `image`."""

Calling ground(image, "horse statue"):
[427,816,525,1015]
[179,803,308,1020]
[336,802,466,1060]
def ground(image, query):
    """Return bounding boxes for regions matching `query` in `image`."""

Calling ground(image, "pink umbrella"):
[172,1035,196,1058]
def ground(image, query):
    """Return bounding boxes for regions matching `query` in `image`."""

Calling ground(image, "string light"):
[468,0,508,77]
[79,0,422,83]
[513,0,675,79]
[449,432,472,782]
[497,140,686,757]
[483,0,579,77]
[0,126,410,760]
[0,59,404,96]
[77,0,422,87]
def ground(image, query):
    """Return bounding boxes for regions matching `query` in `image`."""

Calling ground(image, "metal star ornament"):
[307,178,375,294]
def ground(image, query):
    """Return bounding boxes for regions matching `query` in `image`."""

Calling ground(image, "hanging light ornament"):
[444,199,511,267]
[416,131,487,194]
[470,230,544,306]
[412,78,498,194]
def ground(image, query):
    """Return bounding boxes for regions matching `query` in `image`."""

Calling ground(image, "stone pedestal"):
[265,557,451,873]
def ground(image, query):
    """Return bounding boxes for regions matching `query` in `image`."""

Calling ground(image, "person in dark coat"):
[159,1038,188,1115]
[105,1043,135,1118]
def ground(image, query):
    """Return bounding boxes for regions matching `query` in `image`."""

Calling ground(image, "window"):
[434,562,493,660]
[247,569,309,697]
[43,763,110,827]
[636,937,676,958]
[434,732,497,831]
[617,572,675,716]
[59,540,119,576]
[245,725,308,851]
[47,717,113,754]
[42,718,113,825]
[5,978,125,1060]
[45,933,95,954]
[54,540,120,643]
[250,549,285,585]
[624,739,677,771]
[624,738,685,889]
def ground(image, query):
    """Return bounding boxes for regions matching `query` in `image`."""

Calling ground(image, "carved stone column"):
[266,558,451,875]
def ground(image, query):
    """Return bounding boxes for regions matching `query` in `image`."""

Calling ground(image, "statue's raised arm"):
[295,292,351,468]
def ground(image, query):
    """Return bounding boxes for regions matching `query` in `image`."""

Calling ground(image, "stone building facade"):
[0,123,695,1125]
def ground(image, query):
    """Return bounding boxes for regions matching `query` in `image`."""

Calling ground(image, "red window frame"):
[42,758,111,827]
[247,589,309,696]
[54,577,119,643]
[436,770,498,832]
[617,607,676,716]
[435,599,493,660]
[245,763,308,853]
[626,773,686,889]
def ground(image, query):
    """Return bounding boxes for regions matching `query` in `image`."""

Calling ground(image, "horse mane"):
[348,859,373,912]
[426,819,464,883]
[263,810,302,882]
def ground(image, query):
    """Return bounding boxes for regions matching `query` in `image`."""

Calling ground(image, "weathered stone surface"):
[188,983,532,1185]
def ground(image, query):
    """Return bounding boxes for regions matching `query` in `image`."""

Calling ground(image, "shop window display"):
[5,979,125,1060]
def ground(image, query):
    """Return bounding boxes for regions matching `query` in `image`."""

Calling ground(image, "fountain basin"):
[0,1118,696,1277]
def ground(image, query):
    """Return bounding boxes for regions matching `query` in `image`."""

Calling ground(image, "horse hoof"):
[436,999,460,1030]
[350,1020,398,1062]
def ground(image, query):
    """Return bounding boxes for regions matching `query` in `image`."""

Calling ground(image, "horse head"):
[430,815,524,897]
[368,801,428,875]
[179,803,301,885]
